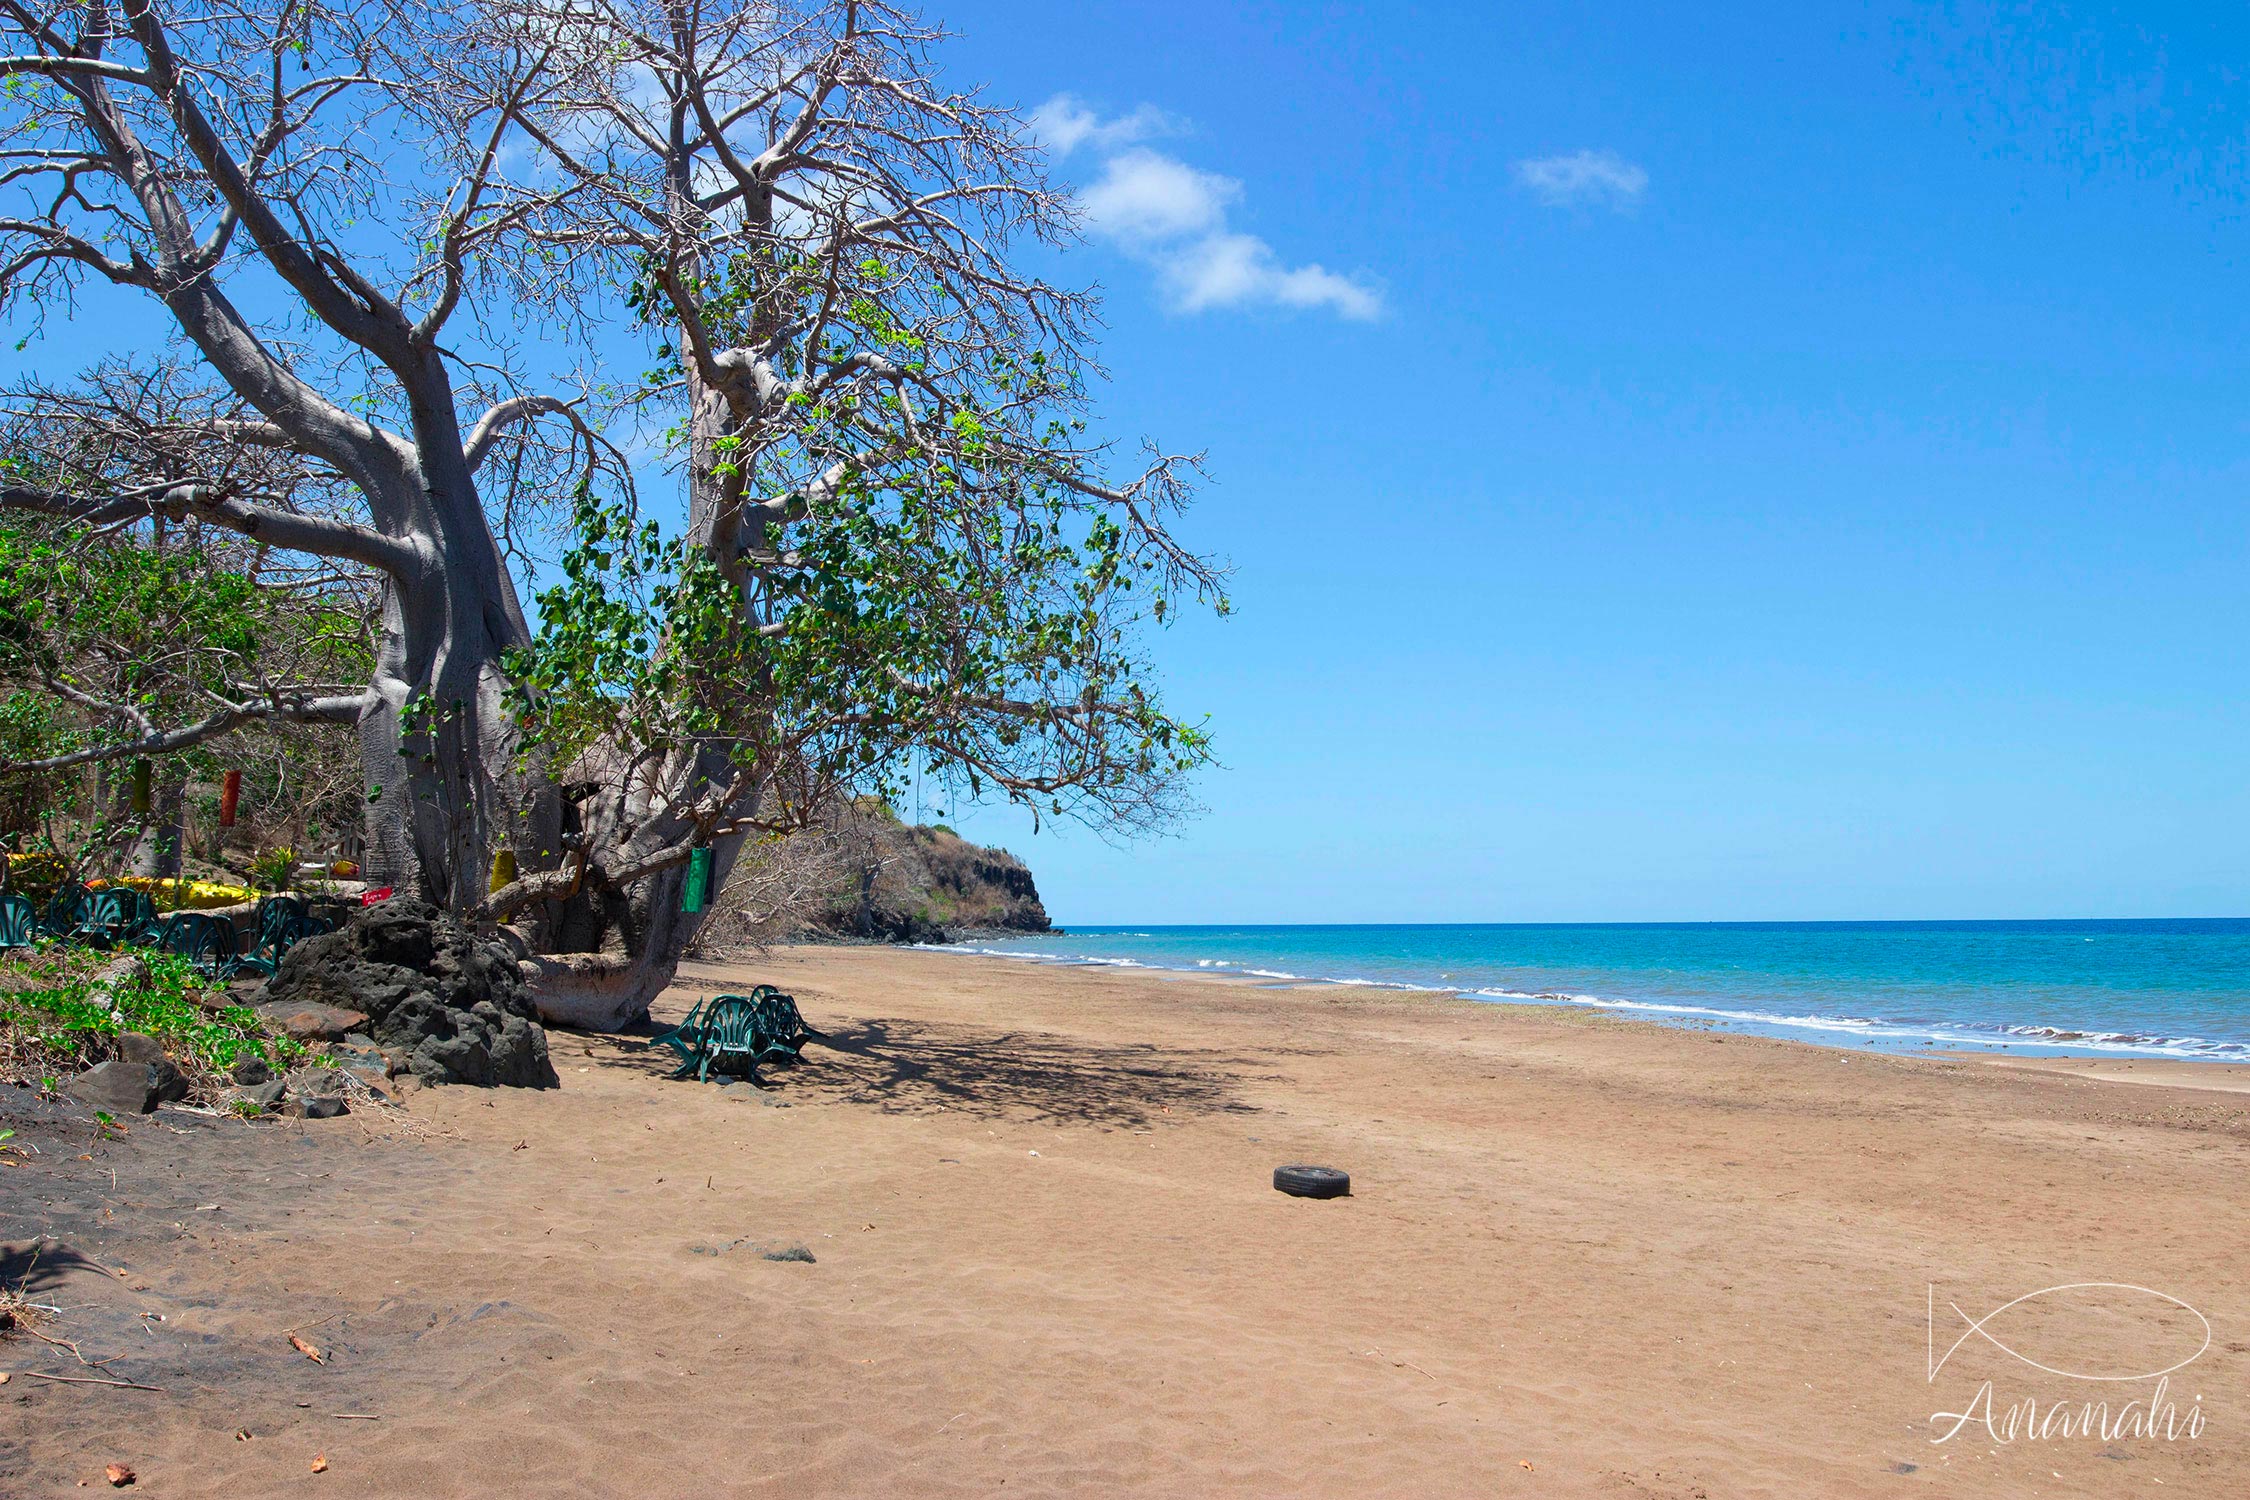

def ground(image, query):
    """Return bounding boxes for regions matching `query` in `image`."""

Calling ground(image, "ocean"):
[933,919,2250,1061]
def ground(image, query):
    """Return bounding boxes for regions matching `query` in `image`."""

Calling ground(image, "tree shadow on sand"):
[593,1016,1266,1129]
[0,1237,113,1298]
[810,1019,1268,1127]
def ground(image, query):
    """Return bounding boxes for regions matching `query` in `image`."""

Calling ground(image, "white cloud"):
[1039,98,1381,321]
[1079,149,1238,241]
[1029,94,1184,158]
[1513,149,1649,210]
[1160,233,1383,320]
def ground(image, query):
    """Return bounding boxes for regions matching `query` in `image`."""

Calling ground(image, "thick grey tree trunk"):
[356,570,561,922]
[515,359,757,1030]
[128,771,182,879]
[15,37,698,1034]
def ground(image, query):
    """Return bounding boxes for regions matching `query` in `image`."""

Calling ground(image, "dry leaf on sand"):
[289,1334,325,1363]
[104,1462,135,1486]
[310,1453,329,1473]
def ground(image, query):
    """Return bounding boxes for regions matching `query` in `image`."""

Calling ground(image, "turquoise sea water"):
[935,920,2250,1060]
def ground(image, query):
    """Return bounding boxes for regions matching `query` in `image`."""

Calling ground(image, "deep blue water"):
[934,920,2250,1060]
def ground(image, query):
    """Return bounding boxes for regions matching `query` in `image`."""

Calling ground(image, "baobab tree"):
[0,0,1217,1024]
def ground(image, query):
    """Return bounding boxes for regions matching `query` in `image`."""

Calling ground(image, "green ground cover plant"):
[0,946,315,1099]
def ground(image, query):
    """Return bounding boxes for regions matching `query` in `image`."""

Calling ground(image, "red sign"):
[361,886,394,906]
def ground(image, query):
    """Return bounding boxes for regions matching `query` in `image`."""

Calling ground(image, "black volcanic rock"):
[262,898,559,1088]
[67,1059,162,1115]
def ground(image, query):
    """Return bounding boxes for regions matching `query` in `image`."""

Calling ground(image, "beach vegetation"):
[0,946,312,1095]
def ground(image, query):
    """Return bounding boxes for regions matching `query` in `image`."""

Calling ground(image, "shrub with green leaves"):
[0,947,315,1099]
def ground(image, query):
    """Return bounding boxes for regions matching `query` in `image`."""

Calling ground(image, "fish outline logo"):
[1928,1283,2211,1384]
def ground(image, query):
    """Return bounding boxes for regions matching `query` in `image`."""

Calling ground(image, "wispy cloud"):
[1513,149,1649,210]
[1159,233,1382,319]
[1031,94,1381,321]
[1030,94,1184,158]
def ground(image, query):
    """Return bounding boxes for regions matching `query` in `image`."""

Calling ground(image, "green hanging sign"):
[130,758,152,816]
[682,846,713,913]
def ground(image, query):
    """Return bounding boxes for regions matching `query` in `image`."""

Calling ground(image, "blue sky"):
[916,0,2250,922]
[15,3,2246,924]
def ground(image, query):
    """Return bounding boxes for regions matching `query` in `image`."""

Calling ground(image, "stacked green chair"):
[74,888,163,949]
[652,994,800,1084]
[0,891,36,950]
[38,884,89,940]
[746,986,826,1061]
[237,907,322,976]
[154,911,242,980]
[697,995,791,1083]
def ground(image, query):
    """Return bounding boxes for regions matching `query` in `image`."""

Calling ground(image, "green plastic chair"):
[694,995,771,1083]
[38,884,89,940]
[649,998,708,1069]
[0,892,36,950]
[76,888,163,948]
[155,911,242,980]
[72,889,129,948]
[748,986,826,1061]
[123,889,163,943]
[653,995,797,1083]
[237,909,321,976]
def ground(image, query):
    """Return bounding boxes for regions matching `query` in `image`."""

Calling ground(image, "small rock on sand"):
[287,1066,350,1095]
[67,1060,162,1115]
[230,1079,287,1113]
[113,1035,188,1103]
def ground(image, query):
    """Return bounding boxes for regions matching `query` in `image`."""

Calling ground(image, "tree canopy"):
[0,0,1220,1023]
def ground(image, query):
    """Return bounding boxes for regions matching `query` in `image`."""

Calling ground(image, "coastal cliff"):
[702,799,1052,950]
[810,820,1052,944]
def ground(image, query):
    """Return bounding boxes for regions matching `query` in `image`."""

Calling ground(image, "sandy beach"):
[5,944,2246,1497]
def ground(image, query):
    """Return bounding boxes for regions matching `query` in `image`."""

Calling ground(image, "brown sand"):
[4,945,2247,1497]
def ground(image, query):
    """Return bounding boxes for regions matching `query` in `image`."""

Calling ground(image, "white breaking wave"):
[1455,988,2247,1060]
